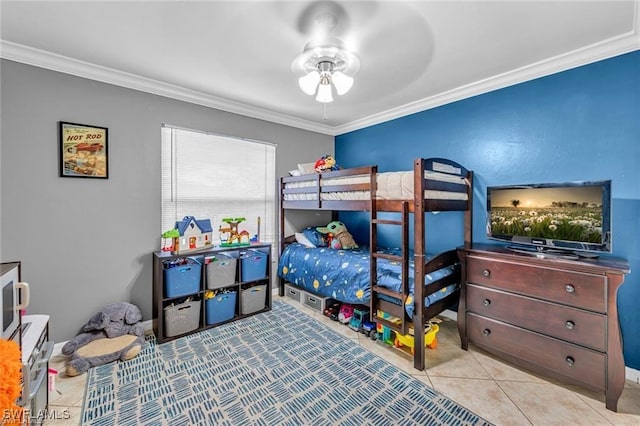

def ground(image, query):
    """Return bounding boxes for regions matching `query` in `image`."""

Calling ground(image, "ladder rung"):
[372,285,404,299]
[373,315,403,333]
[372,219,404,225]
[373,252,404,262]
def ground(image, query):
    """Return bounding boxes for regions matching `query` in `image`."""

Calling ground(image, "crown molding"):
[334,26,640,136]
[2,10,639,139]
[0,40,335,136]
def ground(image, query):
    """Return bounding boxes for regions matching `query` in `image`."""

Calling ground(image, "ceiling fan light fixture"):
[315,79,333,103]
[299,70,320,95]
[330,71,353,96]
[292,14,360,104]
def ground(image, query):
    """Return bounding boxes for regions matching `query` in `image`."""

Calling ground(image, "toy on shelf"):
[163,216,213,254]
[393,322,440,355]
[219,217,251,246]
[161,229,180,252]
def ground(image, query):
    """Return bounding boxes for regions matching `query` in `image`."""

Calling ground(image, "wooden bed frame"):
[278,157,473,370]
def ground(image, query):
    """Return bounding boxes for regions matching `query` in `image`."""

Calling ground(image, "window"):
[161,126,276,249]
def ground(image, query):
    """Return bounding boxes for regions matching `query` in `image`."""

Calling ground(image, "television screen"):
[486,180,612,254]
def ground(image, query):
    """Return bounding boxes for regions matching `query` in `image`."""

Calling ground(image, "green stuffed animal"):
[317,221,358,249]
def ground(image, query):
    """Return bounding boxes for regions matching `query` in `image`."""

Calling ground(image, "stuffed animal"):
[314,155,340,173]
[62,302,145,376]
[317,221,358,249]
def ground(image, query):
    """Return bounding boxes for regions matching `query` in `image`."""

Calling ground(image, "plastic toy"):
[376,310,402,345]
[338,304,355,324]
[323,301,342,319]
[172,216,214,253]
[361,319,378,340]
[393,323,440,354]
[161,229,180,252]
[349,307,370,332]
[219,217,251,246]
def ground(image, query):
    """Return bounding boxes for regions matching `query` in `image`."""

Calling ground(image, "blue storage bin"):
[240,249,268,282]
[164,259,202,298]
[206,291,237,325]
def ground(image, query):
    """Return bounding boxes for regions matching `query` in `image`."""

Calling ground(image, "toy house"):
[174,216,213,253]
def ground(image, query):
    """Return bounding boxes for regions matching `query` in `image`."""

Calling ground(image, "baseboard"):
[141,319,154,336]
[627,366,640,384]
[438,309,457,322]
[53,341,67,357]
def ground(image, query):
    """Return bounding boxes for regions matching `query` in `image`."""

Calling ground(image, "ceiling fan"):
[291,12,360,104]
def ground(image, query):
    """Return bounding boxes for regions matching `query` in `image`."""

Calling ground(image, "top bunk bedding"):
[280,158,472,211]
[283,170,468,201]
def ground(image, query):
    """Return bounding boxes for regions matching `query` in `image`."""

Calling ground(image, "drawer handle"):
[482,329,491,337]
[565,356,575,366]
[482,269,491,278]
[482,299,491,307]
[565,320,575,330]
[565,284,575,293]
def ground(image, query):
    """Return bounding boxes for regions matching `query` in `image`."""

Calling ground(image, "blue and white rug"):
[82,300,492,425]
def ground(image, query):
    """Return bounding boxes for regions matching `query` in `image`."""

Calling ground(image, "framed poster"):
[59,121,109,178]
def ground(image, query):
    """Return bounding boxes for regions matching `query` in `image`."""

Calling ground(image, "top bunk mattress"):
[283,170,468,201]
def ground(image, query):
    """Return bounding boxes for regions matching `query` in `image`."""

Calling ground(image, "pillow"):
[294,232,315,248]
[297,162,316,175]
[288,169,301,176]
[302,227,327,247]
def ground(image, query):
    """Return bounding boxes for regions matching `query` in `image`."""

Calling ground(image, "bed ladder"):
[370,200,410,336]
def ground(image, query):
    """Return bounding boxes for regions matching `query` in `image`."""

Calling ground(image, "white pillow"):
[294,232,315,248]
[297,162,316,175]
[288,169,301,176]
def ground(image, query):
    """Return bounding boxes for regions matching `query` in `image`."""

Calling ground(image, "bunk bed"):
[278,158,473,370]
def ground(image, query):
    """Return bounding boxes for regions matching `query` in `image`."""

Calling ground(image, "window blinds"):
[161,126,276,247]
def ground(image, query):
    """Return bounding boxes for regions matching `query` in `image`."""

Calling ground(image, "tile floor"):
[45,297,640,425]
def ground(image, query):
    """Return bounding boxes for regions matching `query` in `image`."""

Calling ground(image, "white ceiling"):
[1,1,638,135]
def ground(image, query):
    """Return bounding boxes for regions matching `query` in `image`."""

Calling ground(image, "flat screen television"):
[486,180,612,256]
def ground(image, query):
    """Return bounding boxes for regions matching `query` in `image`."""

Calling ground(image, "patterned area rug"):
[82,300,492,425]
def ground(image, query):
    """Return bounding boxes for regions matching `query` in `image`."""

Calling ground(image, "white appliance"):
[1,262,30,342]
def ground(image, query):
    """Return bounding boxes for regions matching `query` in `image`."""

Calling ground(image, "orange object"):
[393,323,440,354]
[0,339,24,424]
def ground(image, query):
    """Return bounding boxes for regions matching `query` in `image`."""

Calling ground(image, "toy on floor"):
[338,304,355,324]
[323,301,342,319]
[62,302,145,377]
[393,322,440,354]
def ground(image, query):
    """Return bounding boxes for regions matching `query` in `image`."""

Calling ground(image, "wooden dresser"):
[457,244,629,411]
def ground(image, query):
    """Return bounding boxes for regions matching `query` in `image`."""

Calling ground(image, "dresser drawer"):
[466,256,606,312]
[467,284,606,351]
[467,313,605,390]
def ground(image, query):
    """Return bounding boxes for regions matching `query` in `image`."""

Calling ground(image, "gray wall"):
[0,59,333,342]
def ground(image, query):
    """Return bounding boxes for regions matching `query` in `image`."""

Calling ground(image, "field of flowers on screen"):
[489,206,603,243]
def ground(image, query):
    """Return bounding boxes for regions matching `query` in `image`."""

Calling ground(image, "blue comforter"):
[277,243,458,317]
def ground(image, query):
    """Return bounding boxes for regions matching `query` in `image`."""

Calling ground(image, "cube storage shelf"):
[153,244,271,344]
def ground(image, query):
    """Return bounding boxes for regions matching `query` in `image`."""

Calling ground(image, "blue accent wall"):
[335,51,640,369]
